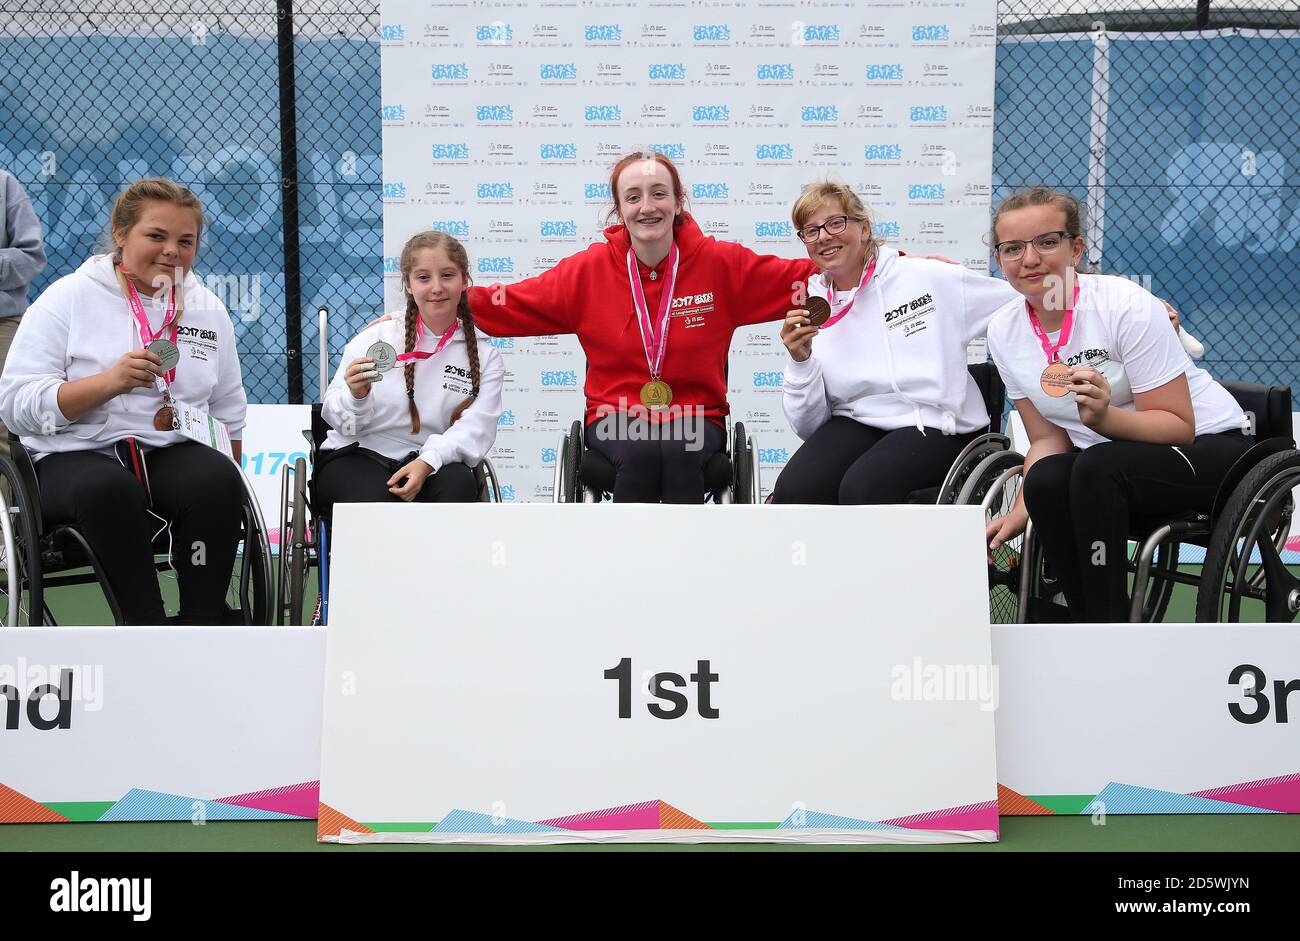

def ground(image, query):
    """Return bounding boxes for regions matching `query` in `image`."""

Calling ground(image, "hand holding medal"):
[107,349,165,395]
[1067,366,1111,429]
[780,307,820,363]
[345,345,394,400]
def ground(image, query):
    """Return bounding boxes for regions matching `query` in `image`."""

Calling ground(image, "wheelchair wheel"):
[936,433,1011,505]
[955,450,1024,624]
[281,457,310,626]
[731,421,752,504]
[0,455,41,626]
[1134,540,1179,623]
[1196,450,1300,623]
[233,464,274,626]
[563,420,583,503]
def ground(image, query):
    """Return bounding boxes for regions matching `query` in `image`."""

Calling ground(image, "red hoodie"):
[468,213,818,426]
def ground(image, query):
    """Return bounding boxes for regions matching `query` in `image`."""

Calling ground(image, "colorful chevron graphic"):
[998,772,1300,815]
[0,781,319,824]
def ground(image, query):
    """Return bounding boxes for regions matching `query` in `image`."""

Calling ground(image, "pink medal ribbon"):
[120,268,179,384]
[1025,282,1082,364]
[819,254,879,329]
[395,317,458,362]
[626,243,680,381]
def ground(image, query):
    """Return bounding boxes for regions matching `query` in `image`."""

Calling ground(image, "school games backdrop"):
[379,0,998,501]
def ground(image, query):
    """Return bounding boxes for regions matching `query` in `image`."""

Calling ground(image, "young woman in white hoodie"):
[315,231,504,511]
[983,187,1248,622]
[772,182,1020,504]
[0,177,248,625]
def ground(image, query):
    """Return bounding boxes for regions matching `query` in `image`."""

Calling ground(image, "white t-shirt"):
[986,273,1245,449]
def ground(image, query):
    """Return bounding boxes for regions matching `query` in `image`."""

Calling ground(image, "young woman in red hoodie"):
[467,152,818,503]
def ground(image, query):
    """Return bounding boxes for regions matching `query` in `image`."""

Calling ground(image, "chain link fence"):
[1,1,1297,400]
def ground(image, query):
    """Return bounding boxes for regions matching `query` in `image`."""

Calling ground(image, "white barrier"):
[318,504,1000,844]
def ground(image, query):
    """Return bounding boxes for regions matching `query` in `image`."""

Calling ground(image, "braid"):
[449,291,480,426]
[403,293,421,434]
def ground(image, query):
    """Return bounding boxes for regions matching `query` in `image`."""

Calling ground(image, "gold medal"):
[804,296,832,327]
[1039,361,1072,397]
[639,379,673,410]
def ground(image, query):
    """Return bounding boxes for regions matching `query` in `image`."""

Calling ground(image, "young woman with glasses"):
[983,187,1248,622]
[771,181,1021,504]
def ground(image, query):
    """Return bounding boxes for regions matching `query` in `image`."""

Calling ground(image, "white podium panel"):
[319,504,999,844]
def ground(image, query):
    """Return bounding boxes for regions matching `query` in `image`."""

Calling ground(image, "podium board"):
[318,504,999,844]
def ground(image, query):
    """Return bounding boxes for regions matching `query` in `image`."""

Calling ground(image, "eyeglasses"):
[994,231,1077,262]
[796,214,862,244]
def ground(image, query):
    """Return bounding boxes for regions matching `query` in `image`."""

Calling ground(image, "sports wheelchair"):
[274,308,505,625]
[979,381,1299,623]
[0,434,273,626]
[552,412,759,504]
[903,361,1026,624]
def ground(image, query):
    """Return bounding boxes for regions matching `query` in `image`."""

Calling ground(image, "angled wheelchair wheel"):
[731,421,752,504]
[563,420,583,503]
[0,455,41,626]
[936,433,1011,506]
[956,450,1024,624]
[233,464,274,626]
[284,457,310,626]
[1196,450,1300,623]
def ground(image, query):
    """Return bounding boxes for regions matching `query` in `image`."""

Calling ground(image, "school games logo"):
[431,220,469,237]
[584,24,622,43]
[583,182,611,201]
[498,410,516,426]
[910,105,949,124]
[693,24,731,42]
[380,104,406,122]
[801,106,838,124]
[477,257,514,275]
[908,183,946,203]
[753,371,784,389]
[802,24,841,43]
[476,105,513,123]
[540,63,578,82]
[653,143,685,160]
[648,63,686,81]
[584,105,622,124]
[692,105,730,123]
[541,370,579,388]
[692,183,729,201]
[540,220,578,238]
[865,144,903,163]
[432,143,469,161]
[489,337,515,350]
[758,447,790,465]
[540,143,578,161]
[912,24,951,43]
[866,63,905,82]
[431,63,469,81]
[477,182,513,201]
[757,63,795,81]
[876,221,901,239]
[754,220,793,240]
[381,182,407,202]
[379,23,405,43]
[756,144,793,161]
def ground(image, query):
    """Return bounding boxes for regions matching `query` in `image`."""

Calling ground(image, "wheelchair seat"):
[577,440,734,496]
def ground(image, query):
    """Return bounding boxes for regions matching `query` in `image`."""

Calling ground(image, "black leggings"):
[37,442,243,625]
[1023,432,1253,622]
[771,416,980,504]
[584,414,725,503]
[312,447,478,517]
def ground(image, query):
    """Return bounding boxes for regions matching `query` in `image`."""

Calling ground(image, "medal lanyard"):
[119,266,180,384]
[395,316,458,362]
[1026,282,1081,364]
[821,252,878,329]
[627,243,680,380]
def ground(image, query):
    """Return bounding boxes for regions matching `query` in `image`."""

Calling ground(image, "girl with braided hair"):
[316,231,504,510]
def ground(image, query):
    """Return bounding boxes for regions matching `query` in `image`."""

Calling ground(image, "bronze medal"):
[804,295,832,327]
[154,406,179,431]
[1039,361,1072,397]
[639,379,673,411]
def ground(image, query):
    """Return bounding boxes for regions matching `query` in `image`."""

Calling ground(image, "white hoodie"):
[782,246,1020,439]
[321,310,505,471]
[0,254,247,458]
